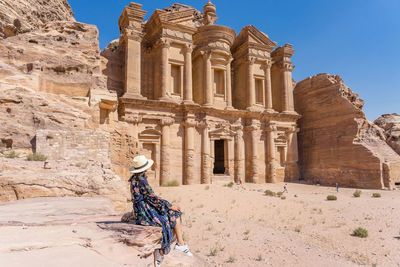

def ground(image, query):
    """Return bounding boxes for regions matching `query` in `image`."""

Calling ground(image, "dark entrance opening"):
[395,182,400,186]
[213,140,225,174]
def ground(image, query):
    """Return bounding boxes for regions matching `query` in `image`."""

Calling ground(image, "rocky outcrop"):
[0,0,75,39]
[375,113,400,156]
[294,74,400,189]
[0,197,206,266]
[0,158,128,210]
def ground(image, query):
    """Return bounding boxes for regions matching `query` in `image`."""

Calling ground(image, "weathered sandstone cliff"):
[375,113,400,156]
[0,2,137,209]
[294,74,400,189]
[0,0,75,39]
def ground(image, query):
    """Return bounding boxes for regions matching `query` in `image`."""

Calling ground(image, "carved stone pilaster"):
[265,124,277,183]
[159,117,174,186]
[183,115,197,185]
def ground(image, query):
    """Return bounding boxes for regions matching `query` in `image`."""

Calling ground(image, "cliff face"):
[294,74,400,189]
[375,113,400,156]
[0,1,136,209]
[0,0,75,39]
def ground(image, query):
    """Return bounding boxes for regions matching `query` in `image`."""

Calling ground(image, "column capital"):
[160,117,174,126]
[156,39,170,49]
[184,43,193,53]
[265,124,277,132]
[286,126,300,134]
[201,49,212,59]
[244,124,259,131]
[122,114,142,124]
[262,59,273,69]
[246,56,256,65]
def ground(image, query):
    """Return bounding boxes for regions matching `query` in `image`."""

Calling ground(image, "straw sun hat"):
[129,155,154,173]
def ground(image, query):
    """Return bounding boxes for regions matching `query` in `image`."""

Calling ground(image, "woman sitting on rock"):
[129,155,192,266]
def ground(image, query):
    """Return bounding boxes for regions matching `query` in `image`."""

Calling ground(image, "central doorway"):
[213,140,225,174]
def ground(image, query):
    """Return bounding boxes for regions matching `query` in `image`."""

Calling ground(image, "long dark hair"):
[129,171,146,182]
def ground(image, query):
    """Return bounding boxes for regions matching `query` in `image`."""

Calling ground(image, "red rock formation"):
[294,74,400,189]
[375,113,400,156]
[0,0,75,39]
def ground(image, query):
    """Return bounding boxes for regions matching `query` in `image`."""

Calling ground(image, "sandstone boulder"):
[294,74,400,189]
[0,157,129,211]
[0,0,75,39]
[374,113,400,156]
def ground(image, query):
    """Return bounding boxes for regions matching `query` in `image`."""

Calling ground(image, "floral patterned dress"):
[130,173,182,254]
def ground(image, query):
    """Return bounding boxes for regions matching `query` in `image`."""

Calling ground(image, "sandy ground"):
[156,182,400,267]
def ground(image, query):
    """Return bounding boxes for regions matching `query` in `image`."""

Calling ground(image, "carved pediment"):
[209,126,236,139]
[139,128,161,140]
[232,25,277,53]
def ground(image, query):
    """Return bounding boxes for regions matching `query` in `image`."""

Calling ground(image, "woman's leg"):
[173,217,185,245]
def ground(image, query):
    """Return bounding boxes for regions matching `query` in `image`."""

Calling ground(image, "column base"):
[282,110,299,116]
[122,93,147,100]
[225,105,234,110]
[203,103,213,108]
[183,100,195,105]
[264,108,277,114]
[159,96,174,102]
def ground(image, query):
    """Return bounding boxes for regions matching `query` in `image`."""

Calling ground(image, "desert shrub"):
[264,190,276,197]
[227,255,236,263]
[4,151,19,158]
[353,227,368,238]
[372,193,381,198]
[326,195,337,201]
[209,245,219,256]
[26,153,47,161]
[46,135,54,139]
[353,190,362,197]
[256,254,263,261]
[276,191,283,197]
[243,229,250,235]
[204,185,210,190]
[295,225,302,233]
[281,196,286,200]
[162,180,179,187]
[226,182,234,188]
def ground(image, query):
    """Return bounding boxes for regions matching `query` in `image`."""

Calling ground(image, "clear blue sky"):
[68,0,399,121]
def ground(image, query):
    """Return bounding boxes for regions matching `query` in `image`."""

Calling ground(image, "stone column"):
[118,3,147,99]
[183,44,193,103]
[281,63,295,113]
[225,59,233,109]
[184,115,196,185]
[233,125,244,183]
[246,120,259,183]
[264,59,274,112]
[266,124,277,183]
[247,57,256,109]
[159,40,170,101]
[285,126,300,181]
[200,122,211,184]
[203,51,213,106]
[160,118,174,186]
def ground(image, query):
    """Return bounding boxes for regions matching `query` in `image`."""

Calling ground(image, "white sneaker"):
[154,249,164,266]
[174,243,193,256]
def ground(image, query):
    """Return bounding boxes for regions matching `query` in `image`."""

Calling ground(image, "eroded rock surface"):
[0,158,128,210]
[0,0,75,39]
[294,74,400,189]
[0,197,206,267]
[375,113,400,156]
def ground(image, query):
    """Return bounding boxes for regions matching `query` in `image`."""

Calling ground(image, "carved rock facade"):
[109,1,301,185]
[294,74,400,189]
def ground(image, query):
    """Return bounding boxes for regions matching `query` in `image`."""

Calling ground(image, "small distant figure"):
[283,183,288,193]
[336,183,339,192]
[239,179,243,185]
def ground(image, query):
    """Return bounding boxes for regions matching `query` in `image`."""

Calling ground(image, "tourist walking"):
[129,155,192,266]
[336,183,339,192]
[283,183,288,193]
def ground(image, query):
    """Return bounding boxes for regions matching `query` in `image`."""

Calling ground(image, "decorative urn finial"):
[203,0,218,25]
